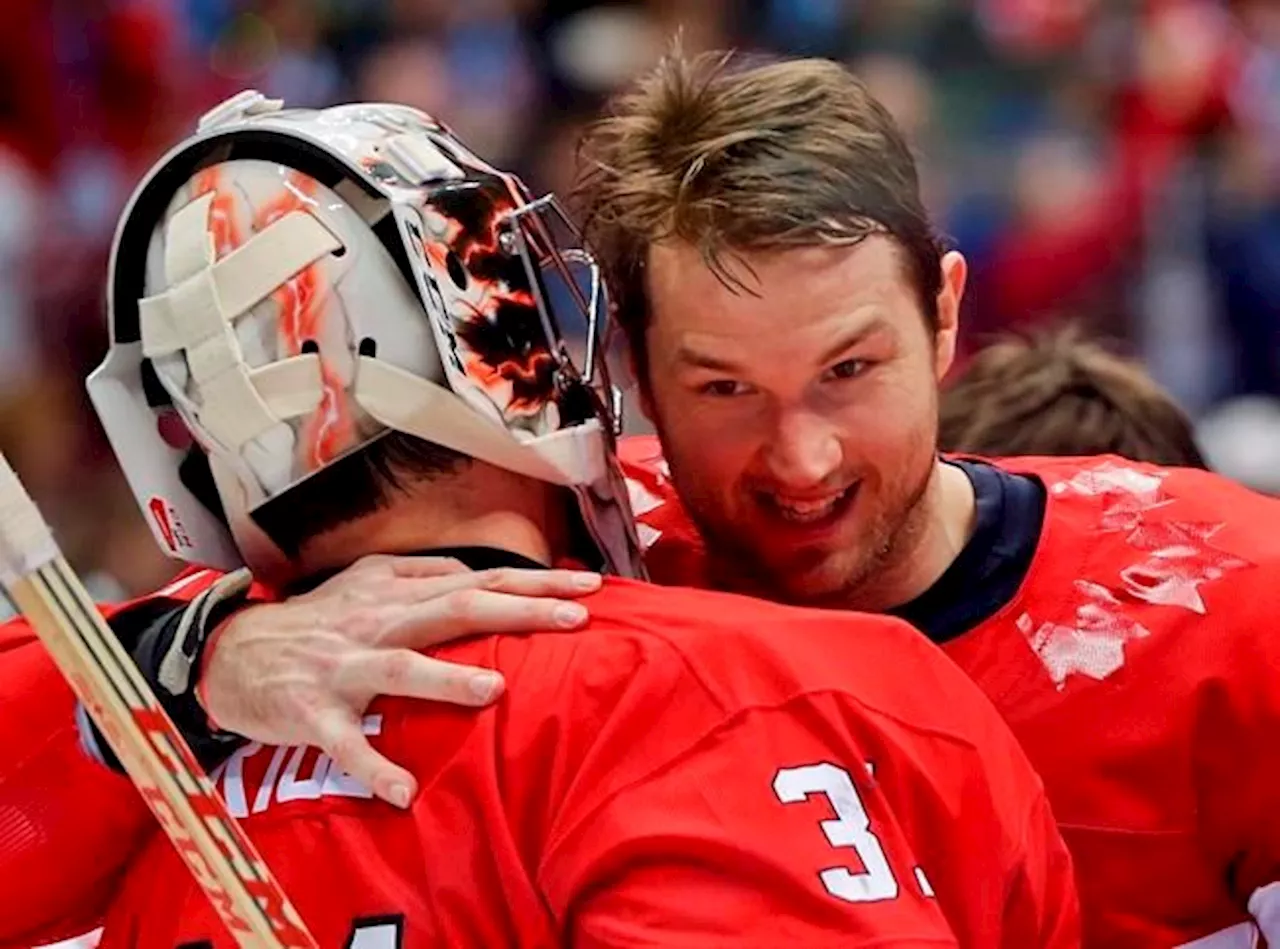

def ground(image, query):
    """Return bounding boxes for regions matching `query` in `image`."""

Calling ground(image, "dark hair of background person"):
[939,324,1209,468]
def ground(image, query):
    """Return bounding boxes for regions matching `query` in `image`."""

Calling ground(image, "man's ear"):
[934,251,967,380]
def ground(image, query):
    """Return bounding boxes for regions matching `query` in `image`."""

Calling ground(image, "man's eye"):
[825,359,868,381]
[698,380,748,397]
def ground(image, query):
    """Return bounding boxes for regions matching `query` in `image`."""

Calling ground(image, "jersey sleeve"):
[0,568,225,947]
[538,701,960,949]
[1001,789,1080,949]
[1193,570,1280,944]
[0,612,151,948]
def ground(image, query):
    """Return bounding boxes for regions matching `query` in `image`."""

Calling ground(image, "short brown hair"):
[939,326,1208,468]
[183,432,469,560]
[574,49,942,383]
[250,433,469,558]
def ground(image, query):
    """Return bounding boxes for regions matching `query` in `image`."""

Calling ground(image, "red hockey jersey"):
[99,578,1075,948]
[621,438,1280,948]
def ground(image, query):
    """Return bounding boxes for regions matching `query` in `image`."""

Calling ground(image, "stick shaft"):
[0,468,315,947]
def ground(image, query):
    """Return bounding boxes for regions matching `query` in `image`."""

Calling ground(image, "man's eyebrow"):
[673,317,891,373]
[816,317,891,366]
[672,347,743,373]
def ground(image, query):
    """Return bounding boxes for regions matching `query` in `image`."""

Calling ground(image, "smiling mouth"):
[757,483,858,527]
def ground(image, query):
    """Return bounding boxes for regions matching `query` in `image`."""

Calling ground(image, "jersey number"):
[345,917,404,949]
[773,762,899,902]
[179,914,403,949]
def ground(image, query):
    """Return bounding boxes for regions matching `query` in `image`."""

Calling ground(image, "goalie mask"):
[88,91,643,579]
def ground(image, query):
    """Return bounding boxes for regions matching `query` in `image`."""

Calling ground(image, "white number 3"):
[345,917,403,948]
[180,917,404,949]
[773,762,900,902]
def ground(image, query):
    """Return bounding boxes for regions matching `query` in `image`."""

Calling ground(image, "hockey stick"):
[0,454,316,949]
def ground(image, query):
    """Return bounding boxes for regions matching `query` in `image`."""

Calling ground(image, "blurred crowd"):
[0,0,1277,596]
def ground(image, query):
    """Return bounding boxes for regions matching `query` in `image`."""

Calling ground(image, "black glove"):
[78,569,254,773]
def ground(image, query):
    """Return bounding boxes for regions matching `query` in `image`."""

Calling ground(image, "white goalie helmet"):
[88,90,643,579]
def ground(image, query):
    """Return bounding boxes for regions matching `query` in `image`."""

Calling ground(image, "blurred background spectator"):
[0,0,1277,600]
[937,323,1211,467]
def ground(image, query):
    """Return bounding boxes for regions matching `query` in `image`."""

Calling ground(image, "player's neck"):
[847,459,977,613]
[294,468,569,577]
[701,458,976,614]
[410,508,559,566]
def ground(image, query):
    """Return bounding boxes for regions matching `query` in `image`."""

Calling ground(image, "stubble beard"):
[681,459,937,613]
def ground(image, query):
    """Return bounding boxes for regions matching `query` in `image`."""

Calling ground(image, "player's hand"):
[196,553,601,808]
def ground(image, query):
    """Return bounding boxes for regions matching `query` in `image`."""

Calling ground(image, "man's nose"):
[762,409,844,488]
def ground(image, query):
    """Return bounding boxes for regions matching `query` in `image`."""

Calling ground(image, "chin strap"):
[352,355,608,487]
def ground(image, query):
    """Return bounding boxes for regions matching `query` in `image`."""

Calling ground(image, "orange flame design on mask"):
[456,273,549,413]
[192,168,242,258]
[249,171,354,471]
[420,196,554,415]
[443,257,549,412]
[466,350,555,411]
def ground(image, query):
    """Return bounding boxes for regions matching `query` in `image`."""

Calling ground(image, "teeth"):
[771,488,849,523]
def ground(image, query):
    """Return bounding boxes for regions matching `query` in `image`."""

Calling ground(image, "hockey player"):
[10,50,1280,948]
[4,95,1077,947]
[584,54,1280,947]
[162,54,1280,947]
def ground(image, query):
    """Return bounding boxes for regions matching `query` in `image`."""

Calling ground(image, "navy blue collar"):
[888,459,1046,644]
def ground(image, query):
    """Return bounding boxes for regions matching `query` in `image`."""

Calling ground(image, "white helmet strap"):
[137,191,341,460]
[353,355,607,487]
